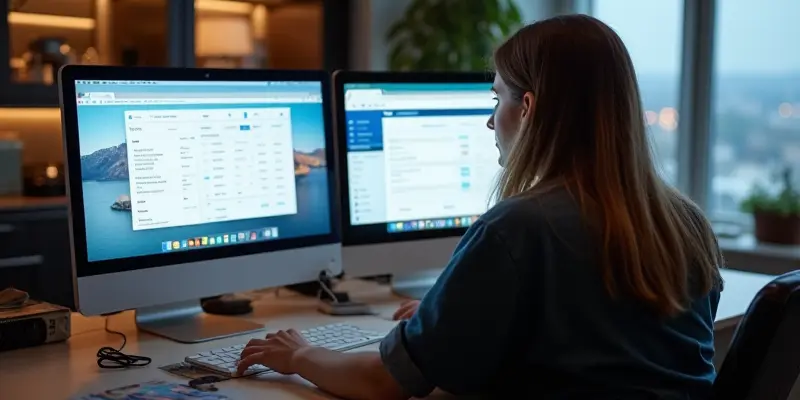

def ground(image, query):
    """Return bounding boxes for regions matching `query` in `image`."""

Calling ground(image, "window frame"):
[676,0,716,214]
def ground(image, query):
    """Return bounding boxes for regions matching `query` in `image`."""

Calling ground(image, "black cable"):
[96,314,152,369]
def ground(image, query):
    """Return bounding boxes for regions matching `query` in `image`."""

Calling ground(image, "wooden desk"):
[0,280,401,400]
[0,271,774,400]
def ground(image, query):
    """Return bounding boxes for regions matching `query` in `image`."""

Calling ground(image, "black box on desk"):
[0,301,70,352]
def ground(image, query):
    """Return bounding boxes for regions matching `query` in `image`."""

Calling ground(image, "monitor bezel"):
[332,70,494,246]
[59,65,341,278]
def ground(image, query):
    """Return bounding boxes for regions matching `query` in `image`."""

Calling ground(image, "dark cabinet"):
[0,206,73,309]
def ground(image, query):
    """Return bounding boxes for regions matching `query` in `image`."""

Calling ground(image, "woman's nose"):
[486,114,495,130]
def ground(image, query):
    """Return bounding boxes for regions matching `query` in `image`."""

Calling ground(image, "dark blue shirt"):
[380,189,721,399]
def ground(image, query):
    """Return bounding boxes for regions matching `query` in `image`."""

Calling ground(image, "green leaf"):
[740,166,800,216]
[384,0,523,72]
[386,20,408,42]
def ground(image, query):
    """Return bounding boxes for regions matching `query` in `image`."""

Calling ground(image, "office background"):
[0,0,798,308]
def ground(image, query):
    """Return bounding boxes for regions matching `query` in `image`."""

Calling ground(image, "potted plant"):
[386,0,523,71]
[740,167,800,245]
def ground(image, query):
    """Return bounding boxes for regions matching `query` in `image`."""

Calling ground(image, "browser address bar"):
[112,92,313,99]
[78,96,322,106]
[347,98,493,111]
[382,93,492,99]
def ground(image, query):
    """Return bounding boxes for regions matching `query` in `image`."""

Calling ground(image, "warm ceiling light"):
[195,0,254,15]
[8,12,95,30]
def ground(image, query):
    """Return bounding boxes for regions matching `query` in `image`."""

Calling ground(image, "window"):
[592,0,684,185]
[709,0,800,222]
[124,108,297,231]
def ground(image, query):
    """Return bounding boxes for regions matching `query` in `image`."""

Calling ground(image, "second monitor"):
[334,71,499,298]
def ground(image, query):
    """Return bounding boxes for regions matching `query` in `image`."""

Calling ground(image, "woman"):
[235,15,723,399]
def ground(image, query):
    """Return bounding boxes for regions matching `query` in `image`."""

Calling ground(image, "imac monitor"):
[60,66,340,343]
[333,71,500,298]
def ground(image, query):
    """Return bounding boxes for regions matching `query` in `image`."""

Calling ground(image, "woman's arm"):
[291,348,407,400]
[237,220,522,399]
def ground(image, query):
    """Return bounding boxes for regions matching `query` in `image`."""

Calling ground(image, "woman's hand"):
[392,300,420,320]
[236,329,310,376]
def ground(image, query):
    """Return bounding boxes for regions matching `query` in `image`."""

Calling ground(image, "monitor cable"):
[96,312,152,369]
[316,270,383,317]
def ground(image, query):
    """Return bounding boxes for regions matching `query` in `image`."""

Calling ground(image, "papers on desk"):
[72,380,229,399]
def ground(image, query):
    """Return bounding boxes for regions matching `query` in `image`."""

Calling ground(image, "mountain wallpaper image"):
[80,143,327,210]
[80,143,130,181]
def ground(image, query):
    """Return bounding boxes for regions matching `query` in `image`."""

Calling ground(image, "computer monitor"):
[333,71,499,298]
[59,66,340,343]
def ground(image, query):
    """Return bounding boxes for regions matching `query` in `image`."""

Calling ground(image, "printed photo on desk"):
[74,80,332,262]
[72,379,228,399]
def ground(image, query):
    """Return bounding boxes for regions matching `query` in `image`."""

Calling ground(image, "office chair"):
[712,270,800,400]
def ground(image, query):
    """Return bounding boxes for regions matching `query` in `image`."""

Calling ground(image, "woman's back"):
[380,186,720,398]
[479,188,719,398]
[378,15,723,400]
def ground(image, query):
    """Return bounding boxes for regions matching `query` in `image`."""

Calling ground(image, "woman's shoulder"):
[483,186,578,220]
[479,186,583,237]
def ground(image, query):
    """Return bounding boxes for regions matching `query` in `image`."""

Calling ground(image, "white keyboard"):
[185,323,385,377]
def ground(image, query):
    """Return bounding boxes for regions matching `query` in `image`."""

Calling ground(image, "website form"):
[344,84,500,226]
[124,108,297,231]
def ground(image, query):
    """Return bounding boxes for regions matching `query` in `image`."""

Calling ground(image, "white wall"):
[349,0,565,71]
[348,0,412,70]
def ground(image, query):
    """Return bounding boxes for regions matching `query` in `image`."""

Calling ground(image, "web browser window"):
[343,83,499,233]
[124,108,297,231]
[74,80,331,261]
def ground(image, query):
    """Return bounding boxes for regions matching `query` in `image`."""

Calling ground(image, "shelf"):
[0,195,66,212]
[0,82,58,107]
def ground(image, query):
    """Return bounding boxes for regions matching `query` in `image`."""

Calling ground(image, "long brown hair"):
[492,15,722,316]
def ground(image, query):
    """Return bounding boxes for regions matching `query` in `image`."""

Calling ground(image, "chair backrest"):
[713,270,800,400]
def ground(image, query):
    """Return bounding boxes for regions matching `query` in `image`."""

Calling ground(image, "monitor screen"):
[343,82,500,234]
[73,79,331,262]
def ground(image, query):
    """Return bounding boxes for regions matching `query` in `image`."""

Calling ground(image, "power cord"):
[316,270,352,303]
[316,270,381,317]
[96,313,152,369]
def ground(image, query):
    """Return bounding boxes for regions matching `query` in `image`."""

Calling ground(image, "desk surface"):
[0,270,774,400]
[715,269,775,329]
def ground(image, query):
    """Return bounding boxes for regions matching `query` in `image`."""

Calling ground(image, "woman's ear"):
[521,92,535,119]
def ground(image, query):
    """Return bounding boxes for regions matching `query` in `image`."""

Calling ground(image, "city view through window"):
[595,0,800,224]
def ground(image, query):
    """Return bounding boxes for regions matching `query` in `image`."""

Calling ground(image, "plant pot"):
[753,212,800,245]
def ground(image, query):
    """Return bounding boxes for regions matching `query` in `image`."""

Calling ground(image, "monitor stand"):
[135,300,264,344]
[390,270,442,300]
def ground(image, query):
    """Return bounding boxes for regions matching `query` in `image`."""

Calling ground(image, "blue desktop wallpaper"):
[75,81,331,262]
